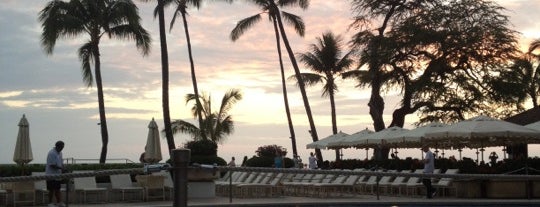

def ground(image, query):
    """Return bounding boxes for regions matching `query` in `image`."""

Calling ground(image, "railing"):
[63,157,136,164]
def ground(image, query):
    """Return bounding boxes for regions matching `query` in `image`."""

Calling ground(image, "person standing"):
[274,152,283,168]
[228,156,236,167]
[422,145,436,199]
[308,152,317,169]
[46,141,65,207]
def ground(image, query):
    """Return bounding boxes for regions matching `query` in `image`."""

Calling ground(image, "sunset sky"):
[1,0,539,164]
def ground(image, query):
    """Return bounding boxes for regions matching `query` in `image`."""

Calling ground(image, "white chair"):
[434,169,459,197]
[73,171,108,203]
[0,184,9,206]
[11,181,35,206]
[110,174,144,202]
[135,174,165,201]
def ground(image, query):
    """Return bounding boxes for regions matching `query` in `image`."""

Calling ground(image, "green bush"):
[244,156,294,168]
[184,139,218,156]
[255,145,287,157]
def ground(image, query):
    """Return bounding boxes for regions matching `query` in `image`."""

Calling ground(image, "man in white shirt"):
[422,145,436,199]
[46,141,65,207]
[308,152,317,169]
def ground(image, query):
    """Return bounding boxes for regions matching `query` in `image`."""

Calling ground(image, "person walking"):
[422,145,436,199]
[274,152,283,168]
[46,141,65,207]
[308,152,317,169]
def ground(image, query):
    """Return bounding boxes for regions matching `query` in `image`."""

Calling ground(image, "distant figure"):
[293,154,303,168]
[241,156,248,167]
[422,145,436,199]
[228,157,236,167]
[274,152,283,168]
[489,152,498,166]
[308,152,318,169]
[46,141,65,207]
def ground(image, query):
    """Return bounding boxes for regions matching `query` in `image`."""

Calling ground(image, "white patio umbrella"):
[386,122,448,148]
[306,131,349,149]
[350,126,409,148]
[328,128,374,149]
[525,121,540,131]
[424,115,540,161]
[144,118,162,163]
[13,114,33,174]
[425,115,540,148]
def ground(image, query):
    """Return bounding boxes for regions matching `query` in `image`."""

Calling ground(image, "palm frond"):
[278,0,309,10]
[288,73,324,87]
[78,42,94,88]
[281,11,304,37]
[170,119,202,139]
[230,14,262,41]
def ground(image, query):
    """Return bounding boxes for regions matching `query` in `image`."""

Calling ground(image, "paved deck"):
[61,195,540,207]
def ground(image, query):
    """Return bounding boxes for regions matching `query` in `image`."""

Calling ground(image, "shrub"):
[255,145,287,157]
[184,139,217,156]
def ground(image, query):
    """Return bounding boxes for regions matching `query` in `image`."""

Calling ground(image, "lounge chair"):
[135,174,166,201]
[110,174,144,202]
[73,171,108,203]
[434,169,459,197]
[309,169,362,197]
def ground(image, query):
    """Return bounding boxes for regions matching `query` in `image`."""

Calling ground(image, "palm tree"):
[171,89,242,143]
[527,39,540,108]
[39,0,151,164]
[141,0,176,154]
[291,32,354,160]
[169,0,232,141]
[230,0,322,161]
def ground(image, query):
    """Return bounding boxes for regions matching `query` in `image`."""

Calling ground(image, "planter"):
[486,179,527,198]
[188,168,219,182]
[454,180,482,198]
[188,182,215,198]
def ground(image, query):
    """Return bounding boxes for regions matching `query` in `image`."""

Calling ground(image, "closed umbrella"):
[306,131,349,149]
[144,118,162,163]
[13,114,33,174]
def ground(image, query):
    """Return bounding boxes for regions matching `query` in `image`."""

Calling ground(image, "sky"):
[1,0,540,165]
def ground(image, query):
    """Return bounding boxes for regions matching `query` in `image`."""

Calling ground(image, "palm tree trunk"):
[273,19,297,156]
[274,11,322,163]
[94,46,109,164]
[329,78,339,160]
[181,12,206,140]
[158,0,176,154]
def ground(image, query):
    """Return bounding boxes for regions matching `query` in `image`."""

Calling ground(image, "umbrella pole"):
[458,149,462,160]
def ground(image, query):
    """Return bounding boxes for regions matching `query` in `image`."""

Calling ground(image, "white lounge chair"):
[73,171,108,203]
[110,174,144,202]
[434,169,459,197]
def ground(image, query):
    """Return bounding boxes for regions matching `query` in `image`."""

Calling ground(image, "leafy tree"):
[230,0,323,162]
[39,0,151,163]
[140,0,176,154]
[291,31,354,160]
[171,89,242,143]
[347,0,519,158]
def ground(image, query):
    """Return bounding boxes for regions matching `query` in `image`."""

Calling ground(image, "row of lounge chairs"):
[215,168,459,198]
